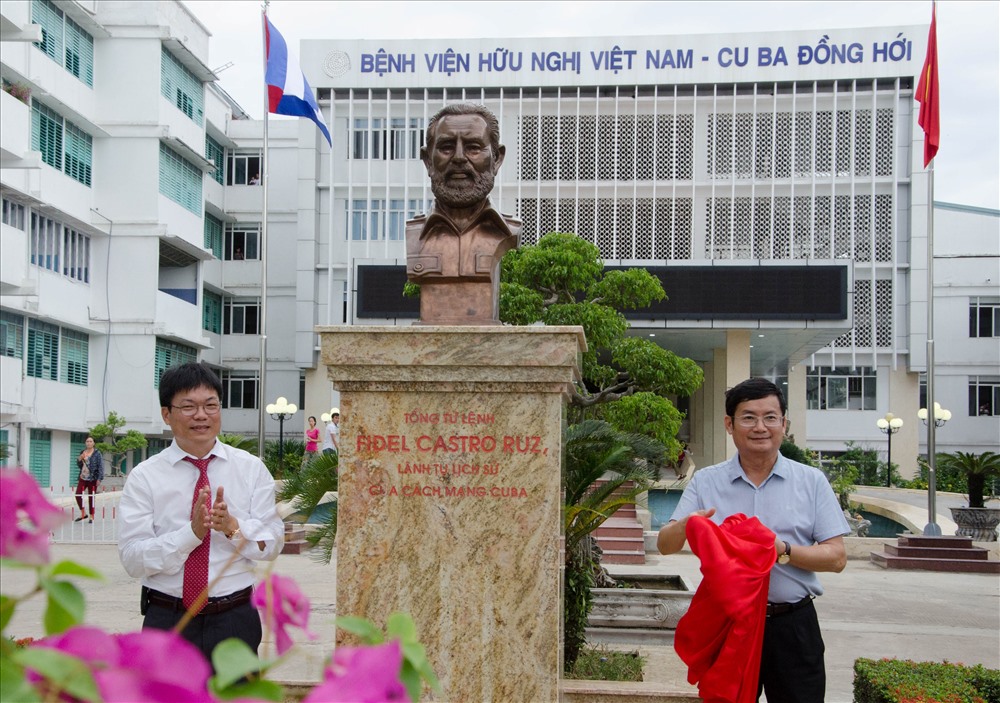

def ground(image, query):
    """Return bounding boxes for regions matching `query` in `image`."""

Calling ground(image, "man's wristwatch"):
[777,541,792,565]
[225,526,241,541]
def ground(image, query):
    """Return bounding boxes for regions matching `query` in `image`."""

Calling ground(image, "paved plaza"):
[4,538,998,703]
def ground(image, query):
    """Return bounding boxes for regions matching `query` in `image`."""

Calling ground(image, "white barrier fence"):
[47,485,122,545]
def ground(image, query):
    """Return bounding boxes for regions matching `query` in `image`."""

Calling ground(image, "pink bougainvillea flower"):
[252,573,317,655]
[29,626,214,703]
[0,467,67,564]
[303,640,408,703]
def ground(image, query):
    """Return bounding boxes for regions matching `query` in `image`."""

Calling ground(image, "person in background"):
[74,436,103,523]
[324,409,340,455]
[303,416,320,465]
[657,377,849,703]
[118,362,283,663]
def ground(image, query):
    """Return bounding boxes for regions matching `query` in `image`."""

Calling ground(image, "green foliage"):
[278,452,339,564]
[837,441,902,487]
[853,657,1000,703]
[936,452,1000,508]
[89,411,148,477]
[262,439,305,479]
[565,645,645,682]
[217,433,259,454]
[780,437,817,466]
[602,392,684,461]
[827,463,860,511]
[563,545,595,673]
[336,613,442,701]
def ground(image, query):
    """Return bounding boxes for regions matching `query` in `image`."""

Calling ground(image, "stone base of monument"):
[319,325,586,703]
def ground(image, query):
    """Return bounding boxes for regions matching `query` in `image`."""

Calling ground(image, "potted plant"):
[938,451,1000,541]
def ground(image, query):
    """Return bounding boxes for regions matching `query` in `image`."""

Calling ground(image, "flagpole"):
[923,162,940,535]
[257,2,270,457]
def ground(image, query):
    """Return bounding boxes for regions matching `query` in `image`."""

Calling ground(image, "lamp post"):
[918,403,951,535]
[876,413,903,488]
[266,396,298,474]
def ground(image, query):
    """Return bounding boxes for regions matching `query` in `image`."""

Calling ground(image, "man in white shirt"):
[118,362,284,663]
[324,408,340,455]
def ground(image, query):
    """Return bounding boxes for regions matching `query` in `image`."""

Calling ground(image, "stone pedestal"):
[319,326,585,702]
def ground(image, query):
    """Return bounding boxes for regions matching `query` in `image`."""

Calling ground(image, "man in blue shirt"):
[658,377,849,703]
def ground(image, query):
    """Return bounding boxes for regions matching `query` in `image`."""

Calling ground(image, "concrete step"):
[600,549,647,565]
[281,540,312,555]
[596,518,645,538]
[597,536,645,553]
[884,544,991,560]
[897,535,976,549]
[870,552,1000,574]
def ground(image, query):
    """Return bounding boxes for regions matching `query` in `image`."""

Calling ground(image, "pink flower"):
[29,626,214,702]
[304,640,408,703]
[0,467,67,564]
[252,573,317,655]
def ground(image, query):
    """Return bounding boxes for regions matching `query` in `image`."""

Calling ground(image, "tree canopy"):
[499,232,703,459]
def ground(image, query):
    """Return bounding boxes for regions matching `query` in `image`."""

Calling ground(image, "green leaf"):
[400,641,440,694]
[41,580,84,634]
[13,647,100,702]
[0,557,38,572]
[1,594,16,633]
[210,638,264,689]
[399,660,423,703]
[385,612,417,643]
[0,655,41,703]
[47,561,104,581]
[211,677,284,702]
[335,616,383,644]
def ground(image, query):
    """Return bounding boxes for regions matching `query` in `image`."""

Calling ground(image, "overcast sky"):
[184,0,999,210]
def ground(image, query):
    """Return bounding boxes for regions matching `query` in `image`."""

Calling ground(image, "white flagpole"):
[923,162,939,535]
[257,2,270,457]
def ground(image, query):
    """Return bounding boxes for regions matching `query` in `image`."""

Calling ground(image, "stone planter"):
[950,507,1000,542]
[589,574,694,630]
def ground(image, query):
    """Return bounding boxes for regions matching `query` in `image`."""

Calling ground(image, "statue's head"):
[422,103,505,209]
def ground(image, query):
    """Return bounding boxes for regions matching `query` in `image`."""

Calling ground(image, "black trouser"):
[143,600,262,667]
[758,599,825,703]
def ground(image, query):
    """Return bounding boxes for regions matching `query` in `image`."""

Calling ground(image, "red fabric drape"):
[674,514,775,703]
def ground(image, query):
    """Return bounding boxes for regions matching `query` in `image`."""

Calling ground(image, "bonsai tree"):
[936,451,1000,508]
[90,411,148,477]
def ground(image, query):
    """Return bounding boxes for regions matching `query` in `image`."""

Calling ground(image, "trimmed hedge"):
[854,658,1000,703]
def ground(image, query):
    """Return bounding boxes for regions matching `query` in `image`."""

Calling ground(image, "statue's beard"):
[430,168,496,209]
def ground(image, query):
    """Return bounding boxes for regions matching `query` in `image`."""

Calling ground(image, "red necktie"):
[182,455,214,611]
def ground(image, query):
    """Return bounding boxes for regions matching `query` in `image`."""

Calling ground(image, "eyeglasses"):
[170,402,222,416]
[734,414,784,428]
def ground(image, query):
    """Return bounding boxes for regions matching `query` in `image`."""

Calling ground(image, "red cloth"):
[674,514,775,703]
[916,4,940,166]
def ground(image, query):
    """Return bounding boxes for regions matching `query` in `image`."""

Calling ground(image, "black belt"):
[766,595,814,618]
[145,586,253,616]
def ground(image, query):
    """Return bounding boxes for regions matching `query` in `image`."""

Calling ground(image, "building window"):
[31,102,93,186]
[154,338,197,388]
[2,198,27,230]
[225,224,259,260]
[222,372,258,409]
[29,429,52,486]
[350,118,425,160]
[60,327,88,386]
[30,213,90,282]
[160,47,203,125]
[69,432,87,483]
[806,366,877,410]
[203,290,222,333]
[223,300,260,335]
[0,310,25,359]
[158,142,202,214]
[0,428,9,467]
[204,212,223,259]
[969,377,999,417]
[205,135,225,185]
[26,319,59,381]
[226,152,262,185]
[31,0,94,87]
[970,297,1000,338]
[348,199,428,241]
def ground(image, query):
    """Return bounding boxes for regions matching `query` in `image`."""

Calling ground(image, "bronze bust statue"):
[406,103,520,325]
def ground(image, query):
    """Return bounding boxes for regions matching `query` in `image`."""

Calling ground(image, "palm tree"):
[217,433,259,454]
[562,419,665,670]
[277,451,339,563]
[936,451,1000,508]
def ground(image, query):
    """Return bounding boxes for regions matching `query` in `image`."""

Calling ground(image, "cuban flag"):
[264,16,331,145]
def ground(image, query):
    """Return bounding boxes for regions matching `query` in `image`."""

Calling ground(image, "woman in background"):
[303,416,320,466]
[75,436,104,523]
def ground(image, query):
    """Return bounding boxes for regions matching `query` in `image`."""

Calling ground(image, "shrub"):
[854,658,1000,703]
